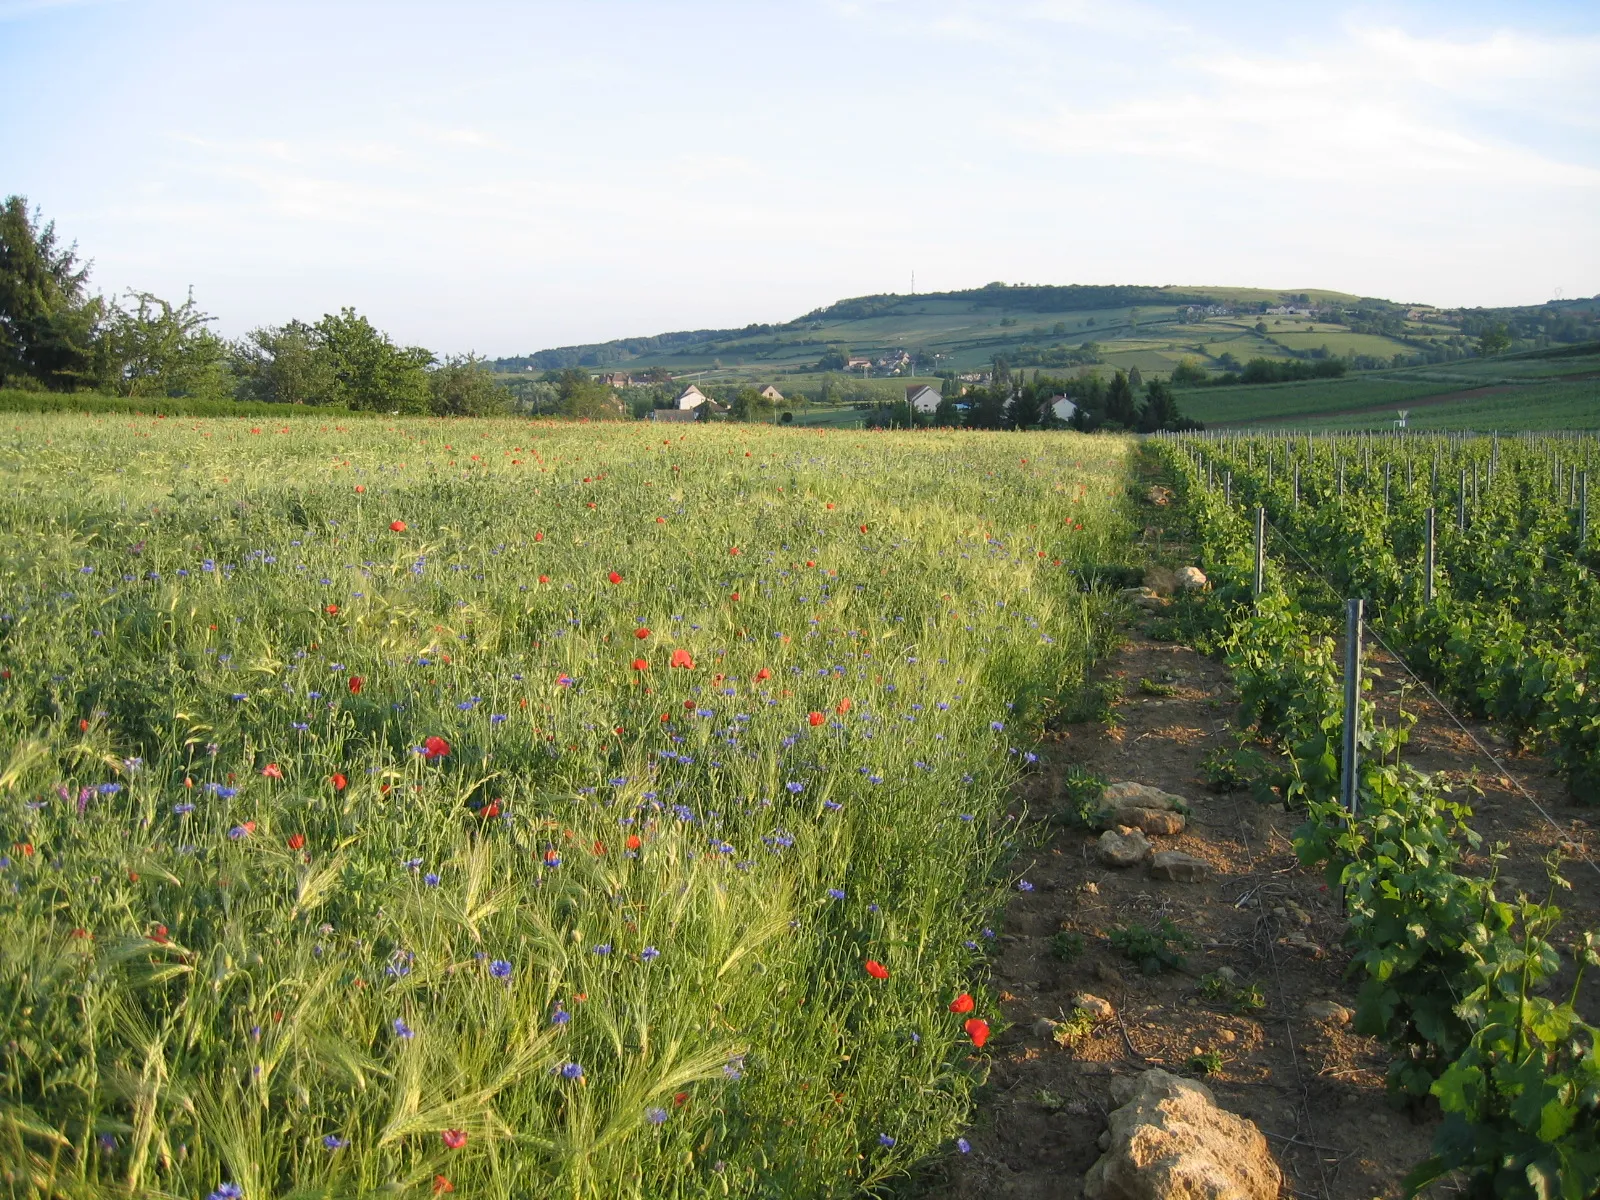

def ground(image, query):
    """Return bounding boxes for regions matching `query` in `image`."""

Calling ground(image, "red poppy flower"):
[607,571,623,585]
[730,591,740,601]
[15,842,34,857]
[634,627,650,640]
[673,1091,689,1107]
[262,763,283,779]
[864,960,889,980]
[441,1129,467,1149]
[287,833,305,851]
[859,524,868,533]
[71,927,90,939]
[825,502,835,510]
[670,648,695,670]
[433,1176,454,1195]
[534,531,544,542]
[836,698,852,714]
[538,574,550,584]
[626,834,641,851]
[481,800,501,819]
[659,713,671,723]
[150,924,169,944]
[348,675,363,695]
[807,712,824,727]
[79,718,88,731]
[242,821,257,835]
[354,484,365,493]
[949,993,975,1014]
[755,667,771,681]
[684,699,696,710]
[729,546,740,556]
[963,1017,990,1048]
[592,839,607,855]
[389,520,407,532]
[631,657,649,671]
[422,735,451,761]
[331,772,347,791]
[325,603,339,615]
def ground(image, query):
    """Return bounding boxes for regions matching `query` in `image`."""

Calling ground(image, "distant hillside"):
[491,285,1600,395]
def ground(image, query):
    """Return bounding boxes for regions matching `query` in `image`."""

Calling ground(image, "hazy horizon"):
[4,0,1597,356]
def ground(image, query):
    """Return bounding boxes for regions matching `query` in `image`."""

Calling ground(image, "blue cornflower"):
[641,946,660,961]
[559,1061,584,1079]
[1017,880,1034,892]
[322,1134,347,1150]
[392,1018,414,1039]
[785,781,803,794]
[227,824,252,840]
[173,802,195,815]
[823,799,842,811]
[207,1184,242,1200]
[423,872,440,887]
[957,1137,971,1153]
[490,713,507,725]
[645,1106,668,1125]
[593,943,611,956]
[878,1134,896,1148]
[959,813,974,822]
[97,782,121,795]
[489,959,512,979]
[551,1007,571,1026]
[827,888,846,900]
[990,721,1004,732]
[230,693,247,702]
[401,857,423,871]
[291,722,309,732]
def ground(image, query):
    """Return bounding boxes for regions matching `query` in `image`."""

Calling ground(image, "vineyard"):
[0,416,1134,1198]
[1152,431,1600,1196]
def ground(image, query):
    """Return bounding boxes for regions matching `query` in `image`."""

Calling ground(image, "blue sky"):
[3,0,1597,355]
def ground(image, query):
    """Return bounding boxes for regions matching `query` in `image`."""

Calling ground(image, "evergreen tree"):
[1105,370,1137,426]
[1137,378,1179,432]
[0,195,102,389]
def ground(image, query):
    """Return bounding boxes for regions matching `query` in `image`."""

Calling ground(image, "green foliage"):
[1186,1049,1226,1075]
[1050,930,1087,963]
[1198,744,1265,792]
[1050,1009,1097,1049]
[231,320,336,405]
[1478,323,1513,356]
[428,354,511,416]
[1109,919,1194,975]
[96,289,229,398]
[1137,677,1177,697]
[0,194,103,390]
[314,307,434,413]
[1197,972,1264,1012]
[554,368,626,420]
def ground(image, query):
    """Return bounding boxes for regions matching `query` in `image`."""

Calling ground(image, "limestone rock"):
[1103,781,1187,812]
[1117,807,1186,836]
[1149,851,1212,883]
[1098,828,1152,868]
[1304,1000,1351,1026]
[1144,565,1177,595]
[1175,566,1209,591]
[1074,993,1115,1021]
[1084,1068,1281,1200]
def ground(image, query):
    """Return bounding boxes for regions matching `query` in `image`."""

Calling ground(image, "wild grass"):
[0,416,1133,1197]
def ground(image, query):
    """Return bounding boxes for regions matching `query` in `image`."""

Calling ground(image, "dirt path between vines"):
[914,607,1599,1199]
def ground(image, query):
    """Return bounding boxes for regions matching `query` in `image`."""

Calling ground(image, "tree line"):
[0,196,510,415]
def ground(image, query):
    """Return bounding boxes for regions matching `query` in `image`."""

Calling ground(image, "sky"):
[3,0,1597,355]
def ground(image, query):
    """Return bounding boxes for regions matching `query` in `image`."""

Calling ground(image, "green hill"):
[492,284,1600,428]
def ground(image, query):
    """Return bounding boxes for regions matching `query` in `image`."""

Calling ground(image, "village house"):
[674,384,709,409]
[759,385,784,403]
[845,357,871,372]
[1049,395,1078,423]
[905,384,941,415]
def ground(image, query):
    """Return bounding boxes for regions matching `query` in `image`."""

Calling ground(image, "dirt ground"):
[913,613,1600,1200]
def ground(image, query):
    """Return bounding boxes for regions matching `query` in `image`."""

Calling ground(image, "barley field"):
[0,416,1132,1199]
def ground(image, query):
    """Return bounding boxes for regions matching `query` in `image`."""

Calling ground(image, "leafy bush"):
[1109,919,1194,975]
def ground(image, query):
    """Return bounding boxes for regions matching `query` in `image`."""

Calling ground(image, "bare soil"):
[913,617,1600,1200]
